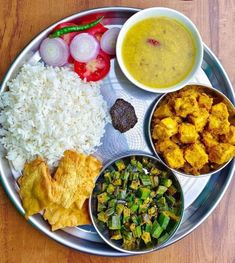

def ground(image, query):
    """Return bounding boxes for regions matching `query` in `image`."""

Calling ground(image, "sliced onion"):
[100,27,120,55]
[70,33,100,63]
[39,38,69,66]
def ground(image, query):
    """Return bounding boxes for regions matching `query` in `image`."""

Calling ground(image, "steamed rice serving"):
[0,63,109,171]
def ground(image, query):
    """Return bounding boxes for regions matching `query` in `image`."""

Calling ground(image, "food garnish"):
[49,17,104,38]
[70,33,100,63]
[18,158,53,218]
[110,99,138,133]
[100,27,120,55]
[39,37,69,66]
[74,50,110,81]
[94,156,182,250]
[18,150,102,230]
[38,16,119,81]
[151,85,235,175]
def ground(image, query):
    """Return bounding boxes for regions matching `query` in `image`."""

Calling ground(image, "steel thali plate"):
[0,7,234,256]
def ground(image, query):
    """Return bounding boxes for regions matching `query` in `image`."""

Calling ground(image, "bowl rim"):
[89,152,185,254]
[148,83,235,178]
[116,7,204,94]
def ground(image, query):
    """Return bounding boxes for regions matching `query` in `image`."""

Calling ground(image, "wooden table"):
[0,1,235,262]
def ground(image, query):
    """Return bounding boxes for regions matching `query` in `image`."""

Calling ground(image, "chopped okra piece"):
[116,203,124,215]
[160,178,172,188]
[115,159,126,171]
[97,202,106,212]
[105,207,115,217]
[145,223,152,233]
[108,199,117,208]
[158,213,170,230]
[140,175,152,186]
[133,225,142,238]
[141,231,151,244]
[156,185,168,195]
[118,189,127,199]
[150,167,161,175]
[97,211,109,223]
[168,185,177,195]
[104,171,112,183]
[113,178,122,186]
[152,221,163,239]
[137,187,151,200]
[111,230,122,240]
[108,215,121,230]
[106,184,115,194]
[166,194,176,206]
[130,204,139,213]
[129,179,140,190]
[97,192,110,204]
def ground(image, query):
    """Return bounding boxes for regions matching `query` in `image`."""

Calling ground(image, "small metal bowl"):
[89,153,184,254]
[148,83,235,177]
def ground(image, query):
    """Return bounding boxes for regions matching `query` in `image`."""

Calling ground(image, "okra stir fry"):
[95,156,183,251]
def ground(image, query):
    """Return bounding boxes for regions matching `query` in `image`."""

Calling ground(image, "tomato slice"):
[85,23,108,41]
[74,51,110,81]
[53,22,78,45]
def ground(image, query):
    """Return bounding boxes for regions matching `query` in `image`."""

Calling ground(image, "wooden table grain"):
[0,1,235,262]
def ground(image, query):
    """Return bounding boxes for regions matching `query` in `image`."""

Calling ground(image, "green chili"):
[49,16,104,38]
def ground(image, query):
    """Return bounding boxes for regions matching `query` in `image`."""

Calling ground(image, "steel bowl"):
[89,153,184,254]
[148,83,235,177]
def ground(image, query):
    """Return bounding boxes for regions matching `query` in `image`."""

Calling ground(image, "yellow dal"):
[122,17,196,89]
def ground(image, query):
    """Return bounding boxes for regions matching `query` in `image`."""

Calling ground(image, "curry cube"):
[221,125,235,145]
[154,103,173,119]
[188,108,209,132]
[178,123,199,144]
[184,143,208,170]
[198,93,213,110]
[152,117,178,140]
[174,96,198,118]
[208,143,235,165]
[163,146,185,169]
[208,103,230,135]
[202,131,219,149]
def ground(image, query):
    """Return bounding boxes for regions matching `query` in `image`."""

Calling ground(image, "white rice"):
[0,62,109,171]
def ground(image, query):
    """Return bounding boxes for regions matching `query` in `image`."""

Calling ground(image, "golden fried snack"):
[221,125,235,145]
[208,143,235,165]
[174,96,198,118]
[188,108,209,132]
[184,143,208,170]
[152,117,178,140]
[163,146,185,169]
[53,150,102,209]
[202,131,219,148]
[208,102,230,135]
[44,200,91,231]
[153,103,173,119]
[19,158,53,218]
[198,93,213,111]
[178,123,199,144]
[73,155,102,209]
